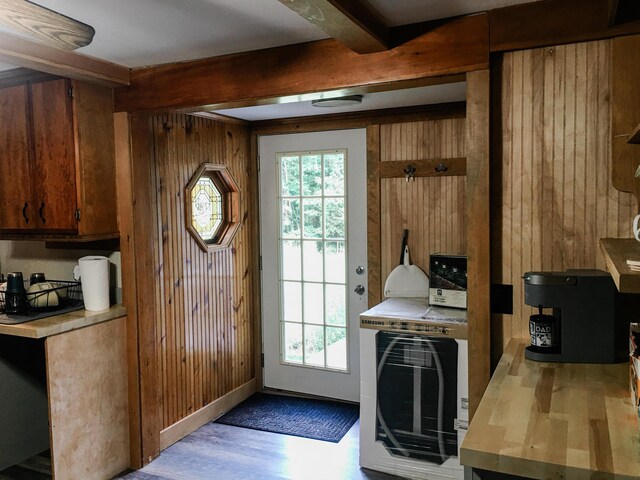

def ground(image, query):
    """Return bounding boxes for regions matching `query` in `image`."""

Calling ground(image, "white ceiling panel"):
[213,82,467,121]
[368,0,541,26]
[25,0,329,67]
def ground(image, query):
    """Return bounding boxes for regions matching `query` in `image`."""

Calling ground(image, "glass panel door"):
[259,129,367,402]
[278,150,348,371]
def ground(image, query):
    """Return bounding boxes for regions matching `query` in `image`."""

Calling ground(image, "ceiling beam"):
[608,0,620,26]
[114,14,487,113]
[0,0,95,50]
[490,0,640,52]
[278,0,388,53]
[0,30,129,86]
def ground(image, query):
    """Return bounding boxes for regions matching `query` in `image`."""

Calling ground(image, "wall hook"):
[403,164,416,182]
[435,162,448,173]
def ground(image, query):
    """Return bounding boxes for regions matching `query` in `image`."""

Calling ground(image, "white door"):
[259,129,367,402]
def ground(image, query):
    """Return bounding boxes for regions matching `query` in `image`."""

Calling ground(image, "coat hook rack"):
[435,162,448,173]
[403,164,416,182]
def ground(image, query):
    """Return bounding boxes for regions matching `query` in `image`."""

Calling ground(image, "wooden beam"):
[366,124,381,307]
[608,0,620,26]
[114,112,161,466]
[466,70,491,419]
[0,30,129,86]
[278,0,388,53]
[114,14,488,113]
[0,0,95,50]
[490,0,640,52]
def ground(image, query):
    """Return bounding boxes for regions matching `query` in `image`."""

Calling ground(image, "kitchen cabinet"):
[0,78,118,238]
[0,306,130,479]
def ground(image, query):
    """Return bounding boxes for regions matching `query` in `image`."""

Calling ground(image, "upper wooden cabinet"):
[611,35,640,197]
[0,78,118,238]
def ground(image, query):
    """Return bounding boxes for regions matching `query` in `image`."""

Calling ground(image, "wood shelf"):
[599,238,640,292]
[627,122,640,144]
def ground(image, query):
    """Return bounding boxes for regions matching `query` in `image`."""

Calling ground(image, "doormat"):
[215,392,359,443]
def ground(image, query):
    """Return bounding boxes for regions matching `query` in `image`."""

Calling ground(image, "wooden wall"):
[492,39,636,357]
[150,115,254,431]
[379,119,467,284]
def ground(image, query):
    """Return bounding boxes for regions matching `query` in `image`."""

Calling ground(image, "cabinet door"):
[0,85,35,230]
[30,79,78,232]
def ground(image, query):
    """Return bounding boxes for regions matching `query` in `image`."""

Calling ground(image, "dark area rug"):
[215,392,359,443]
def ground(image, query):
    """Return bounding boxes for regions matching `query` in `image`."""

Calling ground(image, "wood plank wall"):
[379,119,467,284]
[492,39,636,358]
[151,114,254,430]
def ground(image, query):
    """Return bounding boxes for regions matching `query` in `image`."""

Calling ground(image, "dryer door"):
[376,332,459,464]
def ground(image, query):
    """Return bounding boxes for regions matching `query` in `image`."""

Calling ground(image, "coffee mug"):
[634,214,640,241]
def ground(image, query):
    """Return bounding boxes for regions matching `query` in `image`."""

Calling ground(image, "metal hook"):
[403,164,416,182]
[435,163,448,173]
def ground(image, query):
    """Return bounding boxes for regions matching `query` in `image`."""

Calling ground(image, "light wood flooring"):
[117,420,405,480]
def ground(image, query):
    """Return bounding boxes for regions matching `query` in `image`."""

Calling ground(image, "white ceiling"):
[0,0,539,119]
[213,82,467,121]
[10,0,540,68]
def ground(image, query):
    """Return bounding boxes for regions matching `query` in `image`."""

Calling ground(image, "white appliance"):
[359,298,468,480]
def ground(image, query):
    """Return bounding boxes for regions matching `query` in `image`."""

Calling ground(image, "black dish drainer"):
[0,280,83,316]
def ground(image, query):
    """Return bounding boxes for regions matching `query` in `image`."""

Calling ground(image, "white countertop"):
[360,297,467,323]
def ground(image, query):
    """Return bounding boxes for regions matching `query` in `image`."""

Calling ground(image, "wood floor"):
[0,420,406,479]
[116,420,405,480]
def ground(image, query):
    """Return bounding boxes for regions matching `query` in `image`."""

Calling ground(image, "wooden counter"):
[461,339,640,480]
[0,304,126,338]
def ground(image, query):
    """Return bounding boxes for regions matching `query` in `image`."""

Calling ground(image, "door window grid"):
[277,149,349,371]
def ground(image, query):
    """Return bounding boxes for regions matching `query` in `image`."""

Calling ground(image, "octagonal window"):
[185,163,240,252]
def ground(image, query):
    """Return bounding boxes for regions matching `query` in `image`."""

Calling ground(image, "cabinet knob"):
[22,202,29,224]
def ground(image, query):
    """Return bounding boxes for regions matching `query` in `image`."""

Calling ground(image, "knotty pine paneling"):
[494,40,636,354]
[151,115,254,430]
[380,119,466,283]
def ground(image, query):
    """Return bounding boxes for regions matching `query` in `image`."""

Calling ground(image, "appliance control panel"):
[360,317,467,339]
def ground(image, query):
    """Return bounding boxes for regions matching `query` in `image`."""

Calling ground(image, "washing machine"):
[359,298,468,480]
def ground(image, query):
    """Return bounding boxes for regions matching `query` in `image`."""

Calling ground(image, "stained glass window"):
[191,177,223,241]
[185,163,240,252]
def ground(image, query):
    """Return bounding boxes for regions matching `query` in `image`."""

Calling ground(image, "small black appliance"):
[522,269,639,363]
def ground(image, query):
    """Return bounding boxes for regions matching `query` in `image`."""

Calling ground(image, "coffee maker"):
[522,269,638,363]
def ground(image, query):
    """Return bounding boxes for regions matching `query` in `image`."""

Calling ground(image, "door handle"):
[354,285,365,295]
[22,202,29,224]
[38,202,45,224]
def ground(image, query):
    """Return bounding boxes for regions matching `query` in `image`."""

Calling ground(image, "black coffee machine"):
[522,269,638,363]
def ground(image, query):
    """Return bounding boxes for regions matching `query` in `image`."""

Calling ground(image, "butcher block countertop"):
[0,305,126,339]
[460,339,640,480]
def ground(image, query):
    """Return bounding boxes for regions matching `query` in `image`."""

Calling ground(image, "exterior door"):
[259,129,367,402]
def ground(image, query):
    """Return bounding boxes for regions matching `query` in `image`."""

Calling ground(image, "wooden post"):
[114,112,161,466]
[465,70,491,419]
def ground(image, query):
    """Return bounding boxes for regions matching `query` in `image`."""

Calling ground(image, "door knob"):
[354,285,365,295]
[356,266,365,275]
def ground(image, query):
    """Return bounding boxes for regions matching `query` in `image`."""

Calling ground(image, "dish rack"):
[0,280,83,315]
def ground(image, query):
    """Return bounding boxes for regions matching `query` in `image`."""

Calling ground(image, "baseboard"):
[159,378,256,450]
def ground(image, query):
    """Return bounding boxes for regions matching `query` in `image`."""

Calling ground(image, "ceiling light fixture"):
[312,95,363,108]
